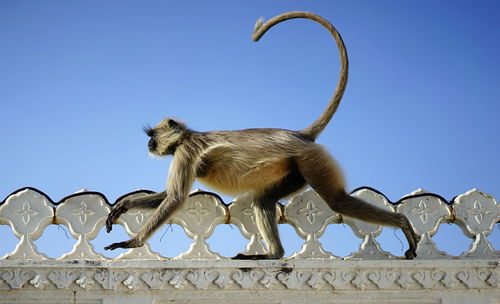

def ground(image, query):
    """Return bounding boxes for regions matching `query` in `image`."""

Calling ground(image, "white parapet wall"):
[0,187,499,304]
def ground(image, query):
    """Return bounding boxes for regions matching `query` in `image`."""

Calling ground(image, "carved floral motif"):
[16,201,39,225]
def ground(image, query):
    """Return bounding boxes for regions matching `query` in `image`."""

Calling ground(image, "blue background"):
[1,1,498,258]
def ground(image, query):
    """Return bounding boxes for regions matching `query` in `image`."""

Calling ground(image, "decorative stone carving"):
[1,269,35,289]
[0,189,53,259]
[30,273,49,289]
[232,268,262,289]
[214,271,234,289]
[93,269,108,289]
[186,269,219,289]
[276,270,306,290]
[228,194,273,256]
[398,191,451,259]
[0,260,498,303]
[0,187,498,304]
[285,189,339,259]
[169,270,189,289]
[344,188,396,259]
[56,193,110,259]
[453,189,500,258]
[140,270,171,289]
[113,191,162,260]
[48,269,81,288]
[258,269,281,288]
[171,192,228,259]
[1,187,497,261]
[122,272,142,290]
[75,274,95,289]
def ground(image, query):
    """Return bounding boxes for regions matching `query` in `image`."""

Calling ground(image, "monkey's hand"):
[105,200,129,233]
[104,238,142,251]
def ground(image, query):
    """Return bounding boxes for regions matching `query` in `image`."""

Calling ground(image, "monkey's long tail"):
[252,11,349,140]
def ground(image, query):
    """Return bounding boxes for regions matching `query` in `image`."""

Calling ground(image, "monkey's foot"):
[403,229,421,259]
[104,239,141,251]
[404,248,417,260]
[232,253,269,260]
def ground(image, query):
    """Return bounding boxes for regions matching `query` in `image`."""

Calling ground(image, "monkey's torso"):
[194,128,310,196]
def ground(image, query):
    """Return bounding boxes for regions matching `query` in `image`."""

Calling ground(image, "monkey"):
[104,11,421,260]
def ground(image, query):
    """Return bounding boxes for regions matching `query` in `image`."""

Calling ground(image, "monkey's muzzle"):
[148,138,157,151]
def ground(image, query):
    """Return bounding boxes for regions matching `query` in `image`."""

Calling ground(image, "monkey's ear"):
[167,119,180,129]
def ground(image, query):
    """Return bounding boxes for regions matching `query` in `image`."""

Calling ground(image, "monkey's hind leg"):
[295,146,421,259]
[332,192,420,259]
[232,195,282,260]
[106,191,167,233]
[233,168,306,260]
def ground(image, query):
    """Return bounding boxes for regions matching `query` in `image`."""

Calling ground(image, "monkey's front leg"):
[105,149,196,251]
[106,191,167,233]
[104,194,185,251]
[104,238,143,251]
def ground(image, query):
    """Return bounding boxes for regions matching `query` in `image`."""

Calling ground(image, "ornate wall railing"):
[0,187,499,303]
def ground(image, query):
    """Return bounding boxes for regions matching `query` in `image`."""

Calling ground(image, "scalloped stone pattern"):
[0,187,498,303]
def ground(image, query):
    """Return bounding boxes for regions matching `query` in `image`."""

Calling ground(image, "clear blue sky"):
[1,1,498,258]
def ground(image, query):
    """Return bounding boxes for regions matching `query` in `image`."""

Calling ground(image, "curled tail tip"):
[254,17,264,32]
[252,17,265,41]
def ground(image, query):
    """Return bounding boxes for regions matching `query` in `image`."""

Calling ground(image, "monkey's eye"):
[143,125,155,137]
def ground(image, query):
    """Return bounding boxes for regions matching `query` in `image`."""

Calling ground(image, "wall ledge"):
[1,187,498,303]
[1,259,498,290]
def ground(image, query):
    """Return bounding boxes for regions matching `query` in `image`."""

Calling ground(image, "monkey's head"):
[144,118,186,156]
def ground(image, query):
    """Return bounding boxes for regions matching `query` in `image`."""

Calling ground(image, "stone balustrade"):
[0,187,498,303]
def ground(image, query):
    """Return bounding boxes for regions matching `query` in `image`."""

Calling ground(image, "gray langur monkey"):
[104,11,421,259]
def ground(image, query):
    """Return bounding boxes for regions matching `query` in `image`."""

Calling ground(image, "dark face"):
[143,126,157,152]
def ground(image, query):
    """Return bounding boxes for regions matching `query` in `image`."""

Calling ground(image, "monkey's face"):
[144,127,158,151]
[144,118,184,156]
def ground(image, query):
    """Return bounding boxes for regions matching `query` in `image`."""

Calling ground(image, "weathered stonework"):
[0,187,498,303]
